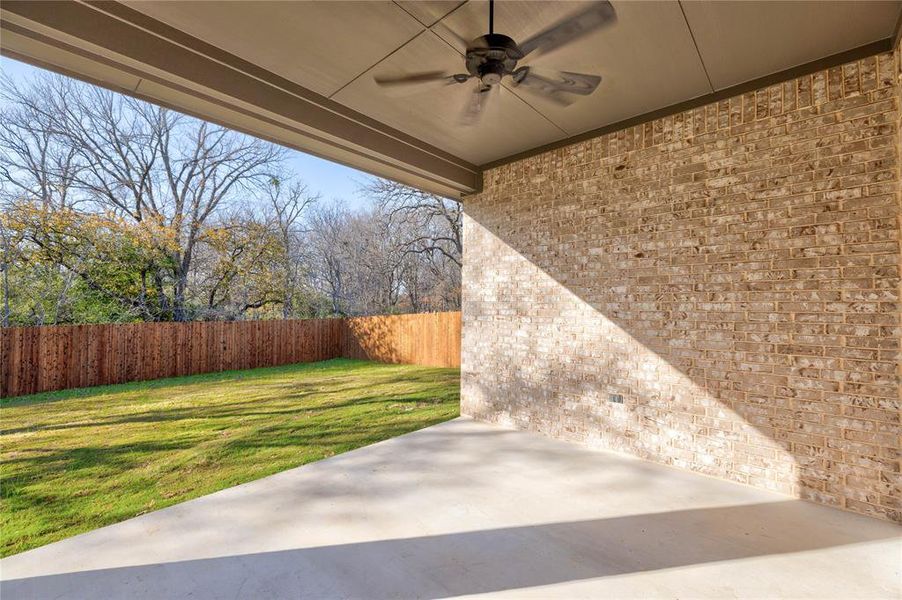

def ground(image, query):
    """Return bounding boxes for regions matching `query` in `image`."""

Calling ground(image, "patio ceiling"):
[1,1,900,197]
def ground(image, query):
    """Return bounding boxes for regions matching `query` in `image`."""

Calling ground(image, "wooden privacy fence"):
[342,311,460,368]
[1,312,461,398]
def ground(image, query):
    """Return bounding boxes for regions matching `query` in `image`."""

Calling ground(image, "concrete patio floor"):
[2,417,900,599]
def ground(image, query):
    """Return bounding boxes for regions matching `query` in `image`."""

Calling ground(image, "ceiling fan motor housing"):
[466,33,523,85]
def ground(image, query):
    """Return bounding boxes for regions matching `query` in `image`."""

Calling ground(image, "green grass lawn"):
[0,358,460,557]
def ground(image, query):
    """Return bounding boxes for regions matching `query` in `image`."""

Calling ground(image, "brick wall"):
[462,49,901,521]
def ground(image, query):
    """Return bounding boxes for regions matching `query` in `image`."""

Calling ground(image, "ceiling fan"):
[374,0,617,125]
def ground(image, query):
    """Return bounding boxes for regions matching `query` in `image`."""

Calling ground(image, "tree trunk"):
[2,263,10,328]
[173,277,188,322]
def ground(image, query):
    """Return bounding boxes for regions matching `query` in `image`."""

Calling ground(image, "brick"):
[462,50,901,523]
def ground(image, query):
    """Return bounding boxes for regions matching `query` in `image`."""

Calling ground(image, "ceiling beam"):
[0,0,481,198]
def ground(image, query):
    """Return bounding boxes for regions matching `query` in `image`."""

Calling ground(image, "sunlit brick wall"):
[462,49,900,521]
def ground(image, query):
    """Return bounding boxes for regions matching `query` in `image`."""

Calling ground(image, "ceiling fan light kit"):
[374,0,617,125]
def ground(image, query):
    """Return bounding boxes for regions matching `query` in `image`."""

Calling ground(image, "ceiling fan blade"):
[374,71,470,97]
[374,71,469,87]
[518,1,617,57]
[459,83,494,126]
[511,67,601,105]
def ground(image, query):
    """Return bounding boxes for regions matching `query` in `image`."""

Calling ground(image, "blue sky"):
[0,57,374,210]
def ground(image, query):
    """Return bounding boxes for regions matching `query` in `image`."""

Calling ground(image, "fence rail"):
[1,312,460,398]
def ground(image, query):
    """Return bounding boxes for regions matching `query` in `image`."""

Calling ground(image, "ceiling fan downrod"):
[489,0,494,35]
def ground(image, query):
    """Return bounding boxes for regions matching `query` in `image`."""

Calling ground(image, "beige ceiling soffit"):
[394,1,467,30]
[0,0,480,197]
[482,38,893,171]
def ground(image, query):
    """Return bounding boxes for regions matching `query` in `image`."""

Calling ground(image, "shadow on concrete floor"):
[3,500,898,599]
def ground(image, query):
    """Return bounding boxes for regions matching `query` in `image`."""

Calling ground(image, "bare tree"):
[365,178,462,268]
[0,72,82,211]
[264,178,318,317]
[1,74,284,321]
[364,179,462,312]
[302,196,458,317]
[342,206,405,315]
[1,73,85,324]
[306,203,350,316]
[1,70,461,324]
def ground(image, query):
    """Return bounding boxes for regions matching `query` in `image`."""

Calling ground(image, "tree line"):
[0,71,461,326]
